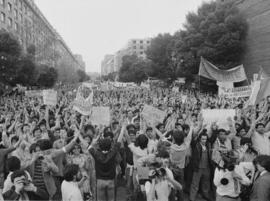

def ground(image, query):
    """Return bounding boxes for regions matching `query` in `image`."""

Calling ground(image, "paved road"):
[116,181,208,201]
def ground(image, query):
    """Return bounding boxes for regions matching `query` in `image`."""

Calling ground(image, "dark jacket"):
[250,172,270,201]
[89,142,121,180]
[3,185,49,201]
[190,140,212,171]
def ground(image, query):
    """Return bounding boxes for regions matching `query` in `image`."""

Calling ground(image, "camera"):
[149,168,166,179]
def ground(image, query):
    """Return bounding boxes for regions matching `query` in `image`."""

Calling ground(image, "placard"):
[202,109,235,130]
[141,105,166,125]
[90,107,110,125]
[73,85,93,115]
[43,90,57,106]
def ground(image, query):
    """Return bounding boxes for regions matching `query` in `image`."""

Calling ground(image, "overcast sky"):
[35,0,209,73]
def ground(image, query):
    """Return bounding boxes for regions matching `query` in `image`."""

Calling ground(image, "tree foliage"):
[0,30,59,88]
[119,55,148,83]
[77,69,90,82]
[175,1,248,76]
[146,33,176,80]
[37,65,58,88]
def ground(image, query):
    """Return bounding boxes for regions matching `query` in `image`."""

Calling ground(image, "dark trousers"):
[189,168,211,201]
[171,167,184,201]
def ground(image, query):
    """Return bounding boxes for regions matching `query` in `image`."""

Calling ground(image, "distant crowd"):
[0,84,270,201]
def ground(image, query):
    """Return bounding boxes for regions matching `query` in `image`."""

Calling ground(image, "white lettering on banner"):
[141,105,166,125]
[218,86,251,98]
[202,109,235,130]
[25,90,42,97]
[43,90,57,106]
[90,107,110,126]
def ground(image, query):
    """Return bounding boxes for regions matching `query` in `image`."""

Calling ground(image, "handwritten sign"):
[90,107,110,126]
[202,109,235,130]
[73,85,93,116]
[43,90,57,106]
[141,105,166,125]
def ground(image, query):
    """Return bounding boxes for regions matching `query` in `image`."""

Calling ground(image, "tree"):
[146,33,176,80]
[174,0,248,77]
[12,56,37,86]
[119,55,148,83]
[77,69,90,82]
[0,30,22,85]
[37,65,58,88]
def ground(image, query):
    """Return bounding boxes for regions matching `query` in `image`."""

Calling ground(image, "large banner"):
[90,107,110,126]
[218,86,251,98]
[43,90,57,106]
[73,84,93,115]
[141,105,166,125]
[202,109,235,130]
[199,57,247,82]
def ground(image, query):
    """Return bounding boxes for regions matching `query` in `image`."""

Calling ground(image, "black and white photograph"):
[0,0,270,201]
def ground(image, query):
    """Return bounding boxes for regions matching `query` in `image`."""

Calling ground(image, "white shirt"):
[213,168,240,197]
[252,131,270,155]
[128,143,148,168]
[61,180,83,201]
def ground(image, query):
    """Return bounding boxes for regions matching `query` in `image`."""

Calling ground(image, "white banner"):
[218,86,251,98]
[202,109,235,130]
[90,107,110,126]
[141,105,166,125]
[43,90,57,106]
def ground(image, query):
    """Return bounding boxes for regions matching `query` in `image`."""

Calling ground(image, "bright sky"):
[35,0,208,73]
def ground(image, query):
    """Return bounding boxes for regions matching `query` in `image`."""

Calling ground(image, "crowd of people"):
[0,83,270,201]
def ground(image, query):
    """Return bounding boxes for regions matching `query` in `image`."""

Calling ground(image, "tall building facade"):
[234,0,270,77]
[0,0,85,81]
[101,38,151,75]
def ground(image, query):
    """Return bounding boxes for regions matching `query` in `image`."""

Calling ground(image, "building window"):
[14,0,17,5]
[140,52,144,55]
[20,13,22,21]
[140,46,143,49]
[140,40,143,43]
[0,0,4,6]
[8,17,12,27]
[7,2,12,11]
[14,9,18,18]
[133,40,136,44]
[0,12,5,22]
[133,46,136,49]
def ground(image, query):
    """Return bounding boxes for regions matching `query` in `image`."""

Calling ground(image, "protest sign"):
[218,86,251,98]
[73,84,93,115]
[43,90,57,106]
[90,107,110,125]
[25,90,42,97]
[181,95,187,103]
[141,105,166,125]
[202,109,235,130]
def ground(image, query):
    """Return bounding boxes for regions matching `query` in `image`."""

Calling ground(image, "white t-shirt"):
[252,131,270,155]
[128,143,148,168]
[61,180,83,201]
